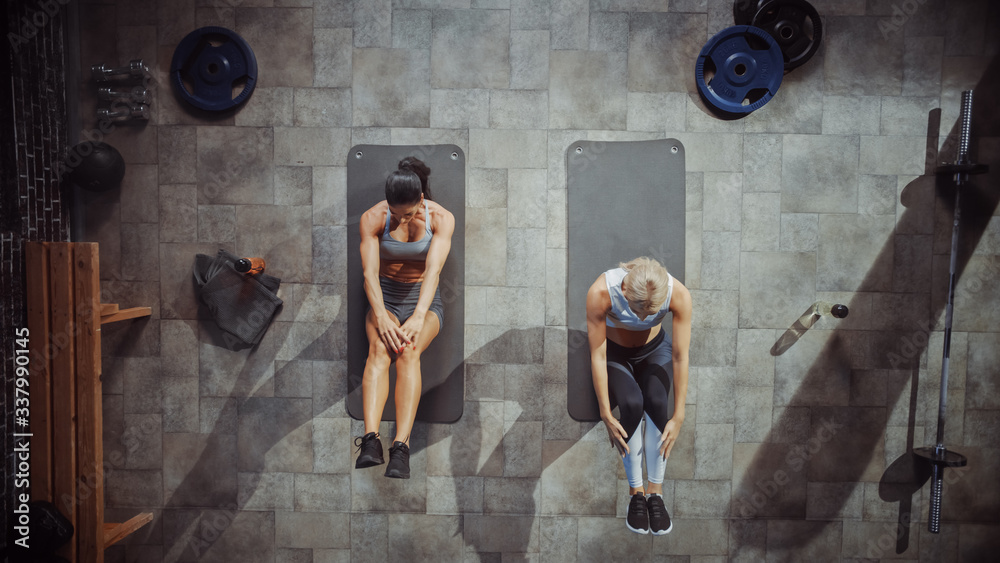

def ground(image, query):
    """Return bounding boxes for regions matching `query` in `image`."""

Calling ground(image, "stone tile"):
[627,92,684,133]
[691,290,738,329]
[162,377,199,433]
[774,329,852,406]
[685,210,702,290]
[742,192,780,252]
[589,11,628,52]
[274,126,351,167]
[353,0,392,47]
[550,0,588,50]
[353,48,430,127]
[197,204,236,243]
[729,519,767,562]
[881,96,940,136]
[739,251,816,329]
[821,95,881,136]
[309,167,345,227]
[736,329,776,386]
[276,512,350,550]
[672,132,743,172]
[314,0,354,28]
[540,516,578,563]
[627,12,705,94]
[675,480,731,518]
[426,476,484,515]
[823,16,903,95]
[238,472,294,510]
[426,401,504,477]
[158,126,197,184]
[702,172,742,232]
[314,28,353,88]
[162,433,237,507]
[486,287,545,327]
[392,9,431,49]
[817,214,895,292]
[808,407,885,483]
[294,88,352,128]
[490,90,548,130]
[779,212,817,253]
[547,188,567,250]
[120,164,158,224]
[313,360,348,419]
[743,61,824,135]
[349,513,388,563]
[859,135,926,176]
[464,514,538,554]
[312,225,348,286]
[311,417,351,474]
[507,30,549,91]
[966,333,1000,410]
[902,36,944,97]
[944,256,1000,333]
[576,516,651,559]
[503,421,544,478]
[511,0,549,29]
[466,207,507,285]
[734,386,773,443]
[540,440,617,515]
[781,135,859,213]
[842,520,921,559]
[484,476,540,514]
[431,10,509,89]
[549,50,627,130]
[122,413,162,470]
[105,469,162,508]
[506,228,546,288]
[159,184,198,243]
[234,87,295,127]
[162,509,274,563]
[234,205,313,282]
[766,520,843,562]
[469,129,547,169]
[700,231,741,290]
[859,175,898,216]
[731,442,807,518]
[694,423,733,480]
[237,398,313,473]
[121,223,160,281]
[295,473,351,512]
[124,360,163,414]
[430,89,490,129]
[652,518,729,556]
[806,481,863,521]
[742,134,781,193]
[273,166,312,208]
[197,126,274,205]
[236,8,314,87]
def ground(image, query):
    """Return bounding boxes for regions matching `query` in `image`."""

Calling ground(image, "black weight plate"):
[752,0,823,72]
[733,0,767,25]
[695,25,784,116]
[171,26,258,112]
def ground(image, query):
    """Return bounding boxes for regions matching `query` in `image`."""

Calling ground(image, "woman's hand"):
[398,313,426,352]
[602,413,629,456]
[658,417,683,460]
[376,313,410,354]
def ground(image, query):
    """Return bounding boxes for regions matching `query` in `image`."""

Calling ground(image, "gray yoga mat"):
[566,139,686,421]
[346,145,465,423]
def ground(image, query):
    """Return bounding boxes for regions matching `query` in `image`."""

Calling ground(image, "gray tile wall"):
[78,0,1000,561]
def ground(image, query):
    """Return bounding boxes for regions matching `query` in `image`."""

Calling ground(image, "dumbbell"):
[91,59,150,83]
[98,86,150,105]
[97,103,150,122]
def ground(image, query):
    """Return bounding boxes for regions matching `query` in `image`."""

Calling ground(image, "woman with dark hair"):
[354,157,454,479]
[586,257,692,535]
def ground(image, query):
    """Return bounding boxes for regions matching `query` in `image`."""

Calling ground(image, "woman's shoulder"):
[360,201,388,230]
[426,200,455,231]
[586,272,612,310]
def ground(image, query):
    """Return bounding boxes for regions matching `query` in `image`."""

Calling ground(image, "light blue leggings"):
[623,413,669,489]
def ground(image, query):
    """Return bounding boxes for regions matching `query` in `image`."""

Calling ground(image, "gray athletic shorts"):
[375,276,444,327]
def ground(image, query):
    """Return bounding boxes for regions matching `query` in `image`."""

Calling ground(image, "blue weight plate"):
[695,25,784,116]
[171,26,258,112]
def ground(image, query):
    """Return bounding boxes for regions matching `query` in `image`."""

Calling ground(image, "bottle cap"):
[234,258,251,273]
[831,304,849,318]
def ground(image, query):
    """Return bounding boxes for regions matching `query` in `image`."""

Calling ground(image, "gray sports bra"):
[379,201,433,261]
[604,267,673,330]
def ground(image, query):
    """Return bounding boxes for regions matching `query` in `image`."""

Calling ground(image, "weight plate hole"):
[734,63,747,76]
[780,25,794,39]
[208,63,219,74]
[743,87,770,106]
[231,76,247,100]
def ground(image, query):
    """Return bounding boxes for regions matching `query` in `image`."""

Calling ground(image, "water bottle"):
[234,257,266,275]
[813,302,848,318]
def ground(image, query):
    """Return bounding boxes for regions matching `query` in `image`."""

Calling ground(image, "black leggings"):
[606,329,674,441]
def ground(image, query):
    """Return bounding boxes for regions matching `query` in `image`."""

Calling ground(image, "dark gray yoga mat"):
[346,145,465,423]
[566,139,686,422]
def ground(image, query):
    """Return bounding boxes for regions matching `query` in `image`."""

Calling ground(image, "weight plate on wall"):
[170,26,258,112]
[695,25,784,117]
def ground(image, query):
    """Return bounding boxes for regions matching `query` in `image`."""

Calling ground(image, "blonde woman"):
[586,257,692,534]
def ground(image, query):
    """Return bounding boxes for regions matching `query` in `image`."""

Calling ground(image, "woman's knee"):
[367,339,392,368]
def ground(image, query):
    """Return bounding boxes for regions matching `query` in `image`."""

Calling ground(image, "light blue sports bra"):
[380,201,433,261]
[604,267,673,330]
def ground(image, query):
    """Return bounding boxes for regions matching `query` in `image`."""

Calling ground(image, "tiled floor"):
[73,0,1000,561]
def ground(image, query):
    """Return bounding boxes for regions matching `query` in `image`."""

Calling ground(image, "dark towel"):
[193,249,282,346]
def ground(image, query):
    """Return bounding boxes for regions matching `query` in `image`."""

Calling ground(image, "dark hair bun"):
[398,157,432,200]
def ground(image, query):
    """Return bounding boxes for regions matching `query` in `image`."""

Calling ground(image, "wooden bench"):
[26,242,153,562]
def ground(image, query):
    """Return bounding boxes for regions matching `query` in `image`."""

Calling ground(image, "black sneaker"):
[384,441,410,479]
[626,493,649,534]
[646,494,673,535]
[354,432,384,468]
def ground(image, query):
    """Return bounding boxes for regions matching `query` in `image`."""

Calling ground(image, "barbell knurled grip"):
[928,464,943,534]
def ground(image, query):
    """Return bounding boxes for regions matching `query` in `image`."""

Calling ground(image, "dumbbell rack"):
[90,59,151,122]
